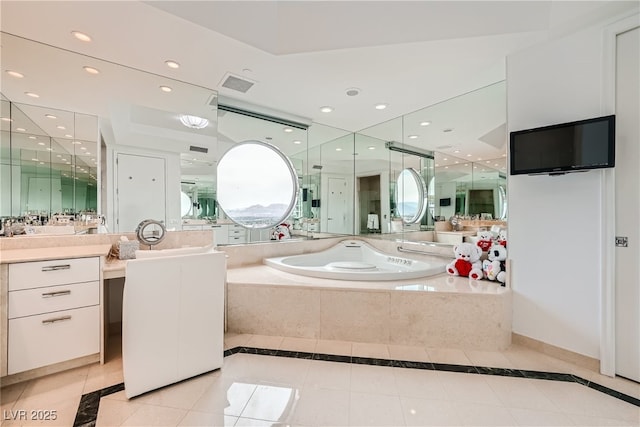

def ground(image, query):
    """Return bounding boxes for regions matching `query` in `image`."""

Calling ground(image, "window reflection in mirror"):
[217,140,299,229]
[396,168,427,224]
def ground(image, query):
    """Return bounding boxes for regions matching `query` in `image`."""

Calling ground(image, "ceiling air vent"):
[189,145,208,154]
[220,72,255,93]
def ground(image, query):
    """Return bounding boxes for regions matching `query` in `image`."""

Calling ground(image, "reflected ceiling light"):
[72,141,82,145]
[179,114,209,129]
[37,142,45,146]
[375,103,387,110]
[443,158,448,161]
[283,127,293,133]
[28,136,36,140]
[293,140,301,144]
[467,154,472,157]
[80,147,87,150]
[64,134,73,138]
[16,127,26,131]
[25,92,40,98]
[31,158,37,161]
[46,148,53,151]
[6,70,24,78]
[56,155,62,158]
[335,148,343,151]
[0,117,12,122]
[408,135,418,139]
[368,146,376,150]
[71,31,92,42]
[83,66,100,75]
[385,141,434,159]
[454,150,460,153]
[420,121,431,126]
[165,60,180,69]
[159,85,172,92]
[39,162,45,165]
[45,114,57,119]
[57,125,66,130]
[320,106,333,113]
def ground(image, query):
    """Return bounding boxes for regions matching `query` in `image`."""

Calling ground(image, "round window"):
[396,168,427,224]
[217,140,299,229]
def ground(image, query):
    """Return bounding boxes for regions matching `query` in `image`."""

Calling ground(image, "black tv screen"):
[510,115,615,175]
[439,198,451,207]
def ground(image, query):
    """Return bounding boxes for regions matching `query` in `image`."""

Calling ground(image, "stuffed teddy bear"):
[270,222,291,240]
[476,230,494,252]
[497,229,507,247]
[446,242,483,280]
[482,243,507,285]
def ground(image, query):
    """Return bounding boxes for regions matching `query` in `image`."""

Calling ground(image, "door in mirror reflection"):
[396,168,427,224]
[217,140,298,228]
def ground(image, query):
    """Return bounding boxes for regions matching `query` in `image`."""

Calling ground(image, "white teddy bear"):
[482,244,507,285]
[446,242,483,280]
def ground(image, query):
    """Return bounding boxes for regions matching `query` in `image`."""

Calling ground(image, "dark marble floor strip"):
[73,344,640,426]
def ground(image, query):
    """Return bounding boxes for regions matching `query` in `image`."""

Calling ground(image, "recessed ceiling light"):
[16,127,26,132]
[0,117,12,122]
[37,142,45,146]
[165,60,180,69]
[486,160,491,163]
[283,127,293,133]
[368,146,376,150]
[159,86,172,92]
[320,106,333,113]
[293,140,301,145]
[56,155,62,158]
[375,104,387,110]
[502,153,507,157]
[454,150,460,153]
[467,154,472,157]
[71,31,92,42]
[478,158,483,161]
[85,152,91,155]
[408,135,418,139]
[57,125,66,130]
[6,70,24,78]
[345,87,361,97]
[64,134,73,138]
[80,147,87,150]
[46,148,53,151]
[31,158,38,161]
[435,164,440,167]
[420,121,431,126]
[335,148,343,151]
[45,114,57,119]
[83,66,100,75]
[28,136,36,140]
[72,141,82,145]
[25,92,40,98]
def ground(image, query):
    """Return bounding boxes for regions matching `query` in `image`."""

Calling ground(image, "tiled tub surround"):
[227,265,511,350]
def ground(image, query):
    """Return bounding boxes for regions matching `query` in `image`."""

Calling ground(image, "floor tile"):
[96,397,143,426]
[567,413,640,426]
[120,403,187,426]
[400,396,463,426]
[508,407,577,426]
[240,384,299,422]
[132,372,218,410]
[388,344,430,362]
[245,335,284,350]
[285,387,349,426]
[303,360,351,391]
[436,371,503,406]
[349,391,404,426]
[178,410,237,426]
[426,347,472,365]
[453,401,519,426]
[464,349,515,369]
[279,337,317,353]
[224,333,254,350]
[234,417,290,427]
[350,364,397,395]
[314,339,352,356]
[351,342,390,359]
[191,377,257,417]
[484,376,559,412]
[393,367,448,400]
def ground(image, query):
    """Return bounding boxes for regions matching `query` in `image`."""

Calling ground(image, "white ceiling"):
[1,0,636,164]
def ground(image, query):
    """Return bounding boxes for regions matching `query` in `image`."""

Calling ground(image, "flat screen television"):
[439,197,451,207]
[510,115,615,175]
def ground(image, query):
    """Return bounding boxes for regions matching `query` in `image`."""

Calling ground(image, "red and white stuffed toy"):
[497,229,507,247]
[271,222,291,241]
[446,242,483,280]
[482,243,507,285]
[476,230,494,252]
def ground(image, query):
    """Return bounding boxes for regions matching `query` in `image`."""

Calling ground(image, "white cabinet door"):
[116,153,166,232]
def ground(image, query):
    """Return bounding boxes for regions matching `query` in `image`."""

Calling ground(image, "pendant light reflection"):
[179,114,209,129]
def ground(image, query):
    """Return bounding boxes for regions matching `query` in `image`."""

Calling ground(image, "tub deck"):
[226,265,512,351]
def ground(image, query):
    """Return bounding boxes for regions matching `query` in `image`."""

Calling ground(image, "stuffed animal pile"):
[447,229,508,286]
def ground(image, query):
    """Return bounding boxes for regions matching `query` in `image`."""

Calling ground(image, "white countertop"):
[0,244,112,264]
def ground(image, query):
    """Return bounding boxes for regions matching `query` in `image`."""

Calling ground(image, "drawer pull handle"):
[42,315,72,324]
[41,264,71,272]
[41,290,71,298]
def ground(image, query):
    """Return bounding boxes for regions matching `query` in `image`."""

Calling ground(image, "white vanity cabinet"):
[216,224,247,245]
[7,257,100,375]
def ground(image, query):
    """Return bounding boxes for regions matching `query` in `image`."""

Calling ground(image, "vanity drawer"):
[8,257,99,291]
[8,305,100,375]
[8,281,99,319]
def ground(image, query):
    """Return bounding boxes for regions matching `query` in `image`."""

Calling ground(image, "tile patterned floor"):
[1,333,638,426]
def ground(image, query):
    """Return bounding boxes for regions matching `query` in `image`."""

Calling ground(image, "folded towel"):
[367,214,379,230]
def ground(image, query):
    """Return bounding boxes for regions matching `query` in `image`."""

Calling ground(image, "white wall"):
[506,12,637,358]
